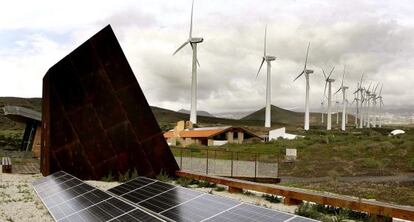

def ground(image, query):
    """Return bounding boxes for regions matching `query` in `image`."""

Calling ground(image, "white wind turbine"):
[353,74,364,128]
[350,92,359,127]
[334,66,349,131]
[256,26,276,128]
[377,84,384,128]
[371,83,380,127]
[294,42,314,131]
[321,67,336,130]
[365,83,372,128]
[173,0,203,124]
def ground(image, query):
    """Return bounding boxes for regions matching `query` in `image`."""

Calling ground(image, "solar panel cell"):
[108,177,155,196]
[160,194,239,222]
[111,209,164,222]
[139,187,203,213]
[204,203,293,222]
[121,181,175,204]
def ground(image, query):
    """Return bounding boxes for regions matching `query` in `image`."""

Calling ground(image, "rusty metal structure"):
[41,25,179,180]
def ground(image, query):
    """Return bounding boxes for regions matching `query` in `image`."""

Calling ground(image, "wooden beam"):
[176,170,414,220]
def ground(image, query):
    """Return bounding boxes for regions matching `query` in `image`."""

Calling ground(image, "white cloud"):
[0,0,414,114]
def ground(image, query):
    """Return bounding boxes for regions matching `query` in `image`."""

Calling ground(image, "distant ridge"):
[241,105,303,124]
[0,97,356,131]
[177,109,215,117]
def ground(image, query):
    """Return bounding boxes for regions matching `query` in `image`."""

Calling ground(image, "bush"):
[176,177,194,187]
[262,194,282,203]
[156,170,172,182]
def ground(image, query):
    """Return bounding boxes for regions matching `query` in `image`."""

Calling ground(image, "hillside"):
[0,97,356,132]
[242,105,356,127]
[177,109,215,117]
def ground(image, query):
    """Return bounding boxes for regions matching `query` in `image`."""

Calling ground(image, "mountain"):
[241,105,303,124]
[213,111,253,120]
[177,109,215,117]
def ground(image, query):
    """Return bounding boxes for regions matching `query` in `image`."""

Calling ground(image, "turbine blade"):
[256,58,265,78]
[379,84,383,96]
[264,25,267,56]
[323,81,328,99]
[293,70,305,82]
[189,0,194,38]
[190,43,201,67]
[321,67,327,79]
[304,41,310,70]
[341,65,345,87]
[360,73,364,85]
[328,66,335,79]
[374,82,379,94]
[334,87,341,95]
[173,41,190,55]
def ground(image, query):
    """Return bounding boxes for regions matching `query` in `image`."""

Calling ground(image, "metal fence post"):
[231,151,234,177]
[180,148,183,169]
[206,148,209,175]
[254,153,257,179]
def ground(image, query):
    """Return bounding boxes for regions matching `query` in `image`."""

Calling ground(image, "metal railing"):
[171,147,279,178]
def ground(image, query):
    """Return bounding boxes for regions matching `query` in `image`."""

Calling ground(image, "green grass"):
[172,127,414,177]
[295,202,392,222]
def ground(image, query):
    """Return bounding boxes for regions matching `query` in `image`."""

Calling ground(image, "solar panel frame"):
[32,171,166,222]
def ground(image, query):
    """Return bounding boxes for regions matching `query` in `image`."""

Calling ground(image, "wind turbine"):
[173,0,203,124]
[294,42,314,131]
[365,83,372,128]
[354,73,364,128]
[371,83,380,127]
[256,26,276,128]
[377,84,384,128]
[322,67,336,130]
[350,93,359,127]
[334,66,349,131]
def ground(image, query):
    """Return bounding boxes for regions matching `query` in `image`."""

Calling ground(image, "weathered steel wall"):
[41,25,179,180]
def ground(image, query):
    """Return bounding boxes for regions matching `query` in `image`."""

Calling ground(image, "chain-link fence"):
[171,147,279,178]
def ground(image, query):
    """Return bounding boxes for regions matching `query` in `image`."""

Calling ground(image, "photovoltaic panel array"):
[32,171,165,222]
[108,177,320,222]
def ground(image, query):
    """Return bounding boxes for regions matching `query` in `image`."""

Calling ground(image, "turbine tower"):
[322,67,336,130]
[173,0,203,124]
[256,26,276,128]
[334,66,349,131]
[294,42,313,131]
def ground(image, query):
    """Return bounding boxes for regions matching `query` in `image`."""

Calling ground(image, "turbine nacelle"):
[305,69,314,74]
[264,55,276,61]
[190,37,204,43]
[327,79,335,83]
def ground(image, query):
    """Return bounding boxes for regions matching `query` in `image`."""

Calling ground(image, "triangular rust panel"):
[41,25,179,180]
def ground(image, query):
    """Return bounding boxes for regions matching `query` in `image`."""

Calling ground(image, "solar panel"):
[32,171,164,222]
[108,177,319,222]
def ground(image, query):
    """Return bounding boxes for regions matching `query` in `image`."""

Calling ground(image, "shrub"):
[262,194,282,203]
[176,177,193,187]
[101,171,114,182]
[156,170,172,182]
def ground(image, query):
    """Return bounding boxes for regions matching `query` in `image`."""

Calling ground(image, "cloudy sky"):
[0,0,413,113]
